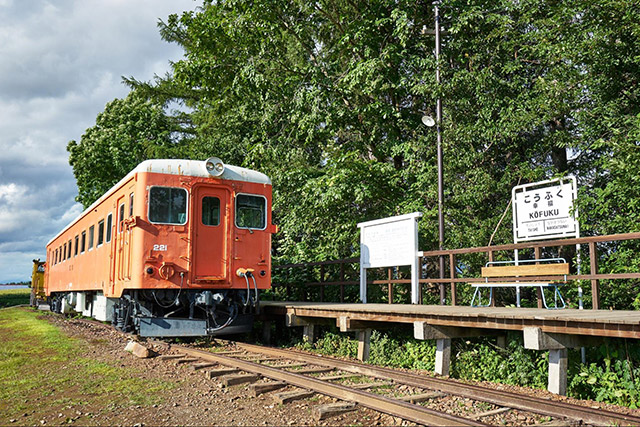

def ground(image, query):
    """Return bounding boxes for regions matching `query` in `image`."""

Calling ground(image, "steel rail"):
[174,345,485,427]
[231,342,640,427]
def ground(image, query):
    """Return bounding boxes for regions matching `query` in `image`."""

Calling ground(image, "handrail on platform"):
[272,232,640,310]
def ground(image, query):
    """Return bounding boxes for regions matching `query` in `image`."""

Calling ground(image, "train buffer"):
[470,258,569,309]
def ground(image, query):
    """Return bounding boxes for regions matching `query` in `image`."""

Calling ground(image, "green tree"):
[117,0,639,303]
[67,91,181,207]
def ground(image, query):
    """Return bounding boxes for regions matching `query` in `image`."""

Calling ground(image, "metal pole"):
[435,1,446,305]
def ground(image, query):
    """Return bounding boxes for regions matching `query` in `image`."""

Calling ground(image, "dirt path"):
[21,313,398,426]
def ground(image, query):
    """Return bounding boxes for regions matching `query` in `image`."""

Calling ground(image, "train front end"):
[112,157,275,337]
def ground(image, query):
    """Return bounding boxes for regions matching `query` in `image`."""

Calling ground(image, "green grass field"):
[0,288,31,308]
[0,307,176,424]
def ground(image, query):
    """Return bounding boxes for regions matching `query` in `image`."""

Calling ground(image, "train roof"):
[47,159,271,246]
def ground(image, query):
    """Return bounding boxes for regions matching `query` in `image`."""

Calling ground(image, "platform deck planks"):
[260,301,640,339]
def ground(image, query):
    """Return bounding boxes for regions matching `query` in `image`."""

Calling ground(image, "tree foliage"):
[67,91,181,207]
[71,0,640,305]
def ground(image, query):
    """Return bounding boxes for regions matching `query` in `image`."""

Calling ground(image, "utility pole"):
[435,1,446,305]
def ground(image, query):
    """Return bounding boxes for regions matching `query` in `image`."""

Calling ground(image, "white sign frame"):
[512,176,579,243]
[357,212,422,304]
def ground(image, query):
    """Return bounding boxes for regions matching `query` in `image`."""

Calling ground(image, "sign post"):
[358,212,422,304]
[512,176,579,307]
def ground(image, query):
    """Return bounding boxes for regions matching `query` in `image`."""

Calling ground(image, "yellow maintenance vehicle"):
[30,259,46,307]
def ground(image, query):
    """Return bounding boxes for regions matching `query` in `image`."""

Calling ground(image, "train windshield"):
[149,186,188,225]
[235,194,266,230]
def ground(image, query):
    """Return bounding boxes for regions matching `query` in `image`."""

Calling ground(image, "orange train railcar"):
[44,158,276,337]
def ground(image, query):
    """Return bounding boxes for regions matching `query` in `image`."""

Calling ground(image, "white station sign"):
[512,177,578,242]
[358,212,422,304]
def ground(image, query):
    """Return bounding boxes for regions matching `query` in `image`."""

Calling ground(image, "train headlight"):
[205,157,225,177]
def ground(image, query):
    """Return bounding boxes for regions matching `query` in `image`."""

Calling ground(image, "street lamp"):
[424,1,446,305]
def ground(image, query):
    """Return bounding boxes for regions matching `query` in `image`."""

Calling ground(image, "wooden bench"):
[470,258,569,309]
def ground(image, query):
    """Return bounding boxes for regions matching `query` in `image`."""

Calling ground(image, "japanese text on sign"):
[359,213,420,268]
[512,177,578,242]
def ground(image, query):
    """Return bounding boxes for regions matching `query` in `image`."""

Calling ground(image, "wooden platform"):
[260,301,640,339]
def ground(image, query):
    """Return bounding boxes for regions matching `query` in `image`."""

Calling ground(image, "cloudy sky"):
[0,0,199,283]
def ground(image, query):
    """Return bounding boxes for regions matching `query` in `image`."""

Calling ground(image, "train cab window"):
[149,186,187,225]
[81,231,86,253]
[106,213,113,243]
[88,225,94,250]
[118,203,125,233]
[97,219,104,246]
[202,197,220,226]
[235,194,267,230]
[129,193,134,217]
[74,235,79,256]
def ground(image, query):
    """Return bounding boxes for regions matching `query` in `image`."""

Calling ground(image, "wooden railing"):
[272,232,640,309]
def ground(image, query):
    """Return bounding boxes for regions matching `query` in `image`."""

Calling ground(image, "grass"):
[0,307,177,423]
[0,288,31,308]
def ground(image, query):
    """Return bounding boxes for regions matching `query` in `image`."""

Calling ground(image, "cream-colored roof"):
[47,159,271,245]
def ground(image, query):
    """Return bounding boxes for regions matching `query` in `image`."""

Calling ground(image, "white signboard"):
[357,212,422,304]
[512,177,578,242]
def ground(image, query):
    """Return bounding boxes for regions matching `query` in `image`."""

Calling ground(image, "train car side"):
[44,158,274,336]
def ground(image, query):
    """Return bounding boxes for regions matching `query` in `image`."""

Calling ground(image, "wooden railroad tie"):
[176,357,199,364]
[221,373,260,387]
[159,354,185,360]
[350,381,392,390]
[204,367,239,379]
[192,362,218,370]
[472,407,512,420]
[295,366,334,375]
[274,390,314,404]
[317,373,361,381]
[397,392,446,403]
[249,381,287,397]
[314,402,357,421]
[268,363,308,369]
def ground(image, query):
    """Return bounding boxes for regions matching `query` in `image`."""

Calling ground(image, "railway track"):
[166,341,640,427]
[44,312,640,426]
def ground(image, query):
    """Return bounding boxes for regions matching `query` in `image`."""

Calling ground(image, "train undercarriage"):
[48,288,259,337]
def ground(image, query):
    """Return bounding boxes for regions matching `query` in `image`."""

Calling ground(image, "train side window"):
[235,194,267,230]
[54,249,58,265]
[202,197,220,226]
[106,213,113,243]
[74,235,79,256]
[148,186,188,225]
[67,240,72,259]
[129,193,134,217]
[88,225,94,250]
[97,219,104,246]
[81,231,86,253]
[118,203,125,233]
[62,243,66,261]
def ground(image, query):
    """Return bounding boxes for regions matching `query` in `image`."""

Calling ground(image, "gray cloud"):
[0,0,199,282]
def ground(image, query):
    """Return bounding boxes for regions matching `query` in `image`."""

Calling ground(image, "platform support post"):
[303,324,317,344]
[496,335,507,349]
[360,266,367,303]
[411,255,420,304]
[357,329,371,362]
[435,338,451,376]
[548,348,568,395]
[262,320,272,345]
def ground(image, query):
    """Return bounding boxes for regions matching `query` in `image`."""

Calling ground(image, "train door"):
[193,186,229,281]
[112,196,126,288]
